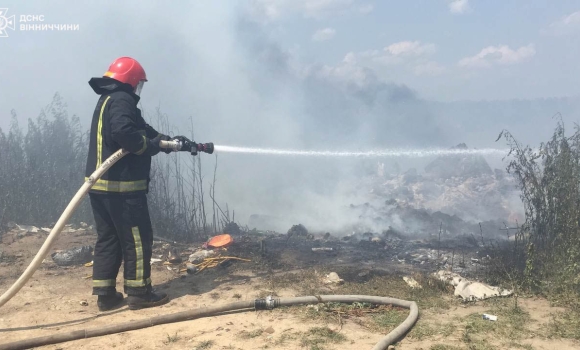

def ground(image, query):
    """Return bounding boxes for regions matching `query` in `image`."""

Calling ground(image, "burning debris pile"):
[347,200,504,240]
[371,143,522,227]
[424,143,493,179]
[244,143,521,244]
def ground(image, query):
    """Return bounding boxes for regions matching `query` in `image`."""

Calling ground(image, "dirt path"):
[1,231,579,350]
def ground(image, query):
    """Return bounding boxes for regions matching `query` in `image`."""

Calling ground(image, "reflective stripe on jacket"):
[85,77,160,195]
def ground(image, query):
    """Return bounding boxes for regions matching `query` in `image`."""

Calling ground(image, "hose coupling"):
[254,295,279,310]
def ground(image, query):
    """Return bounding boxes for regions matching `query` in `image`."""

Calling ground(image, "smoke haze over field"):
[2,1,580,233]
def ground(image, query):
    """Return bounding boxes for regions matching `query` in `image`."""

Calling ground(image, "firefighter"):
[85,57,172,311]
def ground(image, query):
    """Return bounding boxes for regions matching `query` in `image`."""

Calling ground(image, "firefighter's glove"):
[172,135,190,144]
[144,134,165,156]
[172,136,194,153]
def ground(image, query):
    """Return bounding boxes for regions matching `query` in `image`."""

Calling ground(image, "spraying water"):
[214,145,509,158]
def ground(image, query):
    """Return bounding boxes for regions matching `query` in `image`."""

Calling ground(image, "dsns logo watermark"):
[0,8,79,38]
[0,9,16,37]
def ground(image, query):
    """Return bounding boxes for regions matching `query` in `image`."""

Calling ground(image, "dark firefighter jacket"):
[85,77,160,195]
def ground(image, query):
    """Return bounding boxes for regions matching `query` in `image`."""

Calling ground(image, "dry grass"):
[237,328,264,339]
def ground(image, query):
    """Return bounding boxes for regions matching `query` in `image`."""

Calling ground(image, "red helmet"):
[103,57,147,89]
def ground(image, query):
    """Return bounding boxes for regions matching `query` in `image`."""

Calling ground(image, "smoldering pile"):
[363,143,523,234]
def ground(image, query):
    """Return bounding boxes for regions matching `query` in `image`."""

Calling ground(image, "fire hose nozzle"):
[197,142,214,155]
[159,138,214,156]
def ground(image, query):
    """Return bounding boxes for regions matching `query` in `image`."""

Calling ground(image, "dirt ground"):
[1,230,579,350]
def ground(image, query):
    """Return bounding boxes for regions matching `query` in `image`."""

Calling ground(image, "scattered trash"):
[207,234,234,249]
[482,314,498,321]
[403,276,422,289]
[186,263,198,274]
[82,275,92,280]
[51,246,94,266]
[80,300,88,307]
[435,270,513,301]
[287,224,308,239]
[150,258,163,264]
[16,224,39,233]
[190,256,251,274]
[324,272,344,285]
[167,247,182,264]
[311,247,333,252]
[223,222,242,236]
[84,261,93,267]
[189,250,216,263]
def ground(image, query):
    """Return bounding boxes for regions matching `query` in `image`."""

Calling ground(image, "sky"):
[1,0,580,230]
[247,0,580,101]
[1,0,580,130]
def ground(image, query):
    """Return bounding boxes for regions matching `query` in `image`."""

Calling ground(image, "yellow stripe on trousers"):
[93,279,115,287]
[131,226,144,284]
[96,96,111,168]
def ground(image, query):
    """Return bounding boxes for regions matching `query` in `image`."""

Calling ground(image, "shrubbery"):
[0,93,229,242]
[496,116,580,305]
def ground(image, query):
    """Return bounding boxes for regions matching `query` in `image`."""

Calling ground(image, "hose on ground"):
[0,295,419,350]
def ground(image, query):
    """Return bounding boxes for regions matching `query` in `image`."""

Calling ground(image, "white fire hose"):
[0,140,182,308]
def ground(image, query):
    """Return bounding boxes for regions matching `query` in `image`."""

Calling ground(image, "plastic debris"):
[403,276,422,289]
[80,300,89,306]
[483,314,497,321]
[16,224,39,233]
[207,234,234,249]
[324,272,344,285]
[51,246,93,266]
[186,263,198,274]
[435,270,513,301]
[189,250,216,263]
[312,247,333,252]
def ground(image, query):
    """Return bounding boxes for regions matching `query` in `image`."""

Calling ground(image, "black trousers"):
[89,193,153,296]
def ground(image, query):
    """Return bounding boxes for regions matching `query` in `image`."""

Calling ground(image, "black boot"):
[127,288,169,310]
[97,292,124,311]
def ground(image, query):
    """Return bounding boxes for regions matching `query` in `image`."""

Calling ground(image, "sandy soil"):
[1,230,579,350]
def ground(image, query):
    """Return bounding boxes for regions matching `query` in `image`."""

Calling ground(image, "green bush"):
[497,116,580,303]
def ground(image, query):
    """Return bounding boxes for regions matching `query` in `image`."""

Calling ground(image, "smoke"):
[0,1,561,235]
[201,5,468,232]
